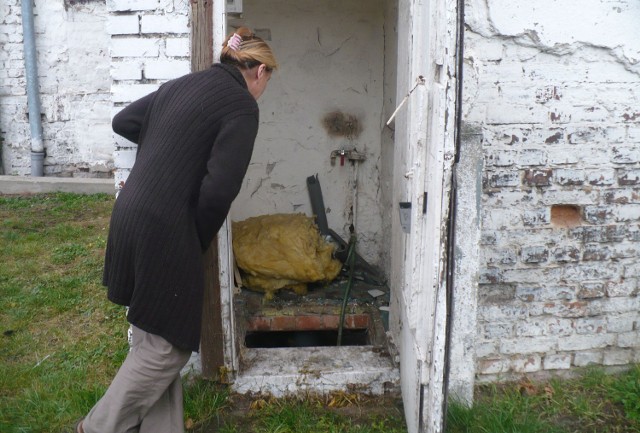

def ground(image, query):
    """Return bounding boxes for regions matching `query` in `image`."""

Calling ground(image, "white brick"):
[114,169,130,189]
[554,168,584,185]
[487,150,516,167]
[144,59,190,79]
[512,355,541,373]
[140,14,189,34]
[516,149,546,166]
[476,341,498,358]
[606,313,638,333]
[107,0,159,12]
[113,133,138,151]
[547,147,579,164]
[515,318,573,337]
[557,334,615,351]
[543,353,572,370]
[107,15,139,35]
[111,38,160,57]
[483,323,513,339]
[613,204,640,222]
[586,169,616,186]
[603,349,632,366]
[477,357,509,375]
[618,331,640,348]
[114,150,137,169]
[574,317,607,335]
[573,351,603,367]
[112,83,159,103]
[612,146,640,164]
[588,297,640,315]
[500,337,558,355]
[166,37,190,57]
[111,61,143,80]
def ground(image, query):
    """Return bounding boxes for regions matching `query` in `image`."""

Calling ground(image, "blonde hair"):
[220,27,278,72]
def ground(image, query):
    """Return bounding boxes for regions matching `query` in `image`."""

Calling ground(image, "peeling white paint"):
[465,0,640,73]
[228,0,386,267]
[0,0,112,176]
[464,0,640,383]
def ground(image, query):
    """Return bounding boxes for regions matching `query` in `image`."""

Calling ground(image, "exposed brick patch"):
[618,169,640,186]
[544,131,563,143]
[247,314,371,332]
[550,205,582,227]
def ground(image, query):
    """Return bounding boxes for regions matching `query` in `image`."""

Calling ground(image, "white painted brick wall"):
[543,353,572,370]
[111,38,161,58]
[108,0,160,12]
[112,84,160,104]
[109,0,191,187]
[140,14,189,34]
[466,0,640,381]
[107,15,140,35]
[0,0,113,177]
[111,61,143,81]
[144,59,190,79]
[165,37,190,57]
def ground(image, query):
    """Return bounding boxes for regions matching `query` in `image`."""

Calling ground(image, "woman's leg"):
[82,326,191,433]
[139,373,185,433]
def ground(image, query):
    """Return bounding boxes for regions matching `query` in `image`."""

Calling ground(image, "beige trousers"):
[82,326,192,433]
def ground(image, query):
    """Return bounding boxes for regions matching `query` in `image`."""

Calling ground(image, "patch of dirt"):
[193,392,405,433]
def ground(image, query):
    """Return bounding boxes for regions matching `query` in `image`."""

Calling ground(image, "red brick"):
[294,315,324,331]
[271,316,295,331]
[344,314,370,329]
[323,315,340,330]
[247,316,271,331]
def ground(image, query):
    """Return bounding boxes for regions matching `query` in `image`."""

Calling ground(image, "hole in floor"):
[245,328,370,348]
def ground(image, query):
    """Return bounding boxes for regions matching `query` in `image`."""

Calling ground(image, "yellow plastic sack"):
[232,213,342,298]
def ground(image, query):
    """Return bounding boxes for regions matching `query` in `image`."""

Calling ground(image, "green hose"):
[337,234,357,346]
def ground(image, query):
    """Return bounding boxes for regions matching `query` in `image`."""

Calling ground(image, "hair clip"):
[228,33,242,51]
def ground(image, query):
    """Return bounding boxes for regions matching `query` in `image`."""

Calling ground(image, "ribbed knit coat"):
[103,64,259,352]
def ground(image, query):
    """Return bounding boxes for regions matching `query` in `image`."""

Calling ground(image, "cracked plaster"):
[465,0,640,74]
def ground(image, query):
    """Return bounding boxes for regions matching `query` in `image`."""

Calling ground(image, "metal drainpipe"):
[21,0,45,177]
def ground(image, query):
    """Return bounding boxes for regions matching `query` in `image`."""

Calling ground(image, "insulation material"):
[232,213,342,298]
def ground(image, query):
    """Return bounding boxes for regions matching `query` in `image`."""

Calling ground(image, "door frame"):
[208,0,461,431]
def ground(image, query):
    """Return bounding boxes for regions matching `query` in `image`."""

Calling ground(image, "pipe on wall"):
[21,0,45,177]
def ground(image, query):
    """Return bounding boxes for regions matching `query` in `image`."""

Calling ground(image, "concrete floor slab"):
[0,175,115,195]
[232,346,400,397]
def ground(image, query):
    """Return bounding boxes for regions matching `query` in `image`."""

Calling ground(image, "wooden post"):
[191,0,213,72]
[191,0,224,380]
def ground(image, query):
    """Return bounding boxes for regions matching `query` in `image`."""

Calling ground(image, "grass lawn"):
[0,193,406,433]
[448,368,640,433]
[1,193,638,433]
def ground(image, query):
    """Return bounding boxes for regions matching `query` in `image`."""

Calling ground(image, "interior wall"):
[229,0,386,266]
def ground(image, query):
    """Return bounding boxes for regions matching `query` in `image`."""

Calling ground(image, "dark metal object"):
[306,174,385,285]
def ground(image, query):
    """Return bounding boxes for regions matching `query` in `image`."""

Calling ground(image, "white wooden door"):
[390,0,458,432]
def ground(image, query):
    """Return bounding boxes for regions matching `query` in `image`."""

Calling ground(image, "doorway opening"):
[221,0,403,396]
